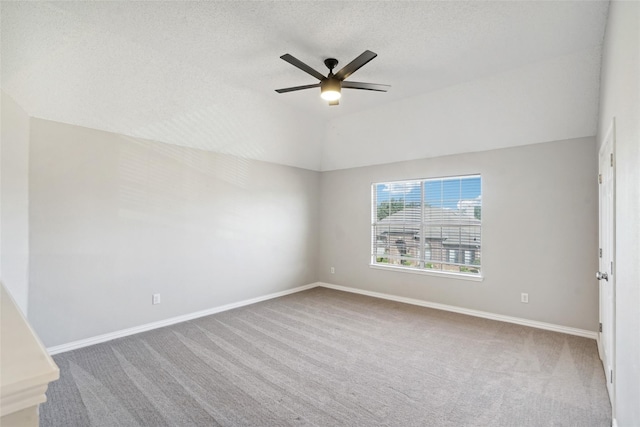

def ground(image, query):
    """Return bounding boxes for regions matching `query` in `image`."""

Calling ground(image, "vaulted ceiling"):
[1,1,609,171]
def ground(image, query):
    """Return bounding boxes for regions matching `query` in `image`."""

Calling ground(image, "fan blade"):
[280,54,326,81]
[334,50,377,81]
[341,81,390,92]
[275,83,320,93]
[329,99,339,106]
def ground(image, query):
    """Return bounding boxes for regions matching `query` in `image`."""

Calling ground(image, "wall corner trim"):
[317,282,598,340]
[47,283,318,355]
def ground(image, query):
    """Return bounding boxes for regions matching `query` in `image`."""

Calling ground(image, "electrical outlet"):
[330,267,335,274]
[152,293,161,305]
[521,293,529,303]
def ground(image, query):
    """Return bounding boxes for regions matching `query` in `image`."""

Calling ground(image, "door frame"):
[598,118,616,411]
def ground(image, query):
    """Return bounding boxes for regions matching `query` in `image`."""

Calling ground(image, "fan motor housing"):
[321,78,341,93]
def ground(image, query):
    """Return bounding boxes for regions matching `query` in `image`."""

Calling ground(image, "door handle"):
[596,271,609,281]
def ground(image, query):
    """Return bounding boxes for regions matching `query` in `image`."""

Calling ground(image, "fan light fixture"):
[320,79,341,101]
[275,51,390,106]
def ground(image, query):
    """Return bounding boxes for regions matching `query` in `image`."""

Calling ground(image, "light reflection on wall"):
[117,135,250,234]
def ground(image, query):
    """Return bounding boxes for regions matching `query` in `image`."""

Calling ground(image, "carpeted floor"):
[41,287,611,426]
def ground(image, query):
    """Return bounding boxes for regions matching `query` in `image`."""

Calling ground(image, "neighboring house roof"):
[375,207,481,248]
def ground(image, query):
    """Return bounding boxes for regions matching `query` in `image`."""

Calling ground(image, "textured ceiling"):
[1,1,609,170]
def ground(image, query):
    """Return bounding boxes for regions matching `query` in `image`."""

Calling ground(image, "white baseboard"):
[47,283,317,355]
[48,281,598,355]
[317,282,598,340]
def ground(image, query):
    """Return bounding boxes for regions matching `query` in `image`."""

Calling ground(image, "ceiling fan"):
[275,50,390,106]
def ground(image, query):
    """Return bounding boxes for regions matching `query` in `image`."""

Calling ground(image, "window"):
[371,175,482,277]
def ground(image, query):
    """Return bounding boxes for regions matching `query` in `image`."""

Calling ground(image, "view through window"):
[371,175,482,276]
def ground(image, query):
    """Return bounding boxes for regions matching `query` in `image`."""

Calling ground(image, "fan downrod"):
[324,58,339,72]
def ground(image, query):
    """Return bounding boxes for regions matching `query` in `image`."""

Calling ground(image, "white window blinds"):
[372,175,481,276]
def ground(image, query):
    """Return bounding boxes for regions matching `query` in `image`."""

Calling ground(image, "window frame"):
[370,174,483,281]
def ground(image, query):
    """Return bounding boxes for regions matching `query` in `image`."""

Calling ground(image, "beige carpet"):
[41,287,611,426]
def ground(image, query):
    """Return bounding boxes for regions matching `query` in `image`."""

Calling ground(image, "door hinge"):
[610,153,614,167]
[598,174,602,184]
[610,369,613,383]
[599,248,602,258]
[599,322,602,332]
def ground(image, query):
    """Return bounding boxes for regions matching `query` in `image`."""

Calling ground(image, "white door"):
[598,119,615,405]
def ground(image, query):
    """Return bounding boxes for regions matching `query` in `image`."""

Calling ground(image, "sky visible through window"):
[375,176,481,209]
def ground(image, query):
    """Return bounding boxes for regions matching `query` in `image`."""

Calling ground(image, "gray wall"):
[28,119,320,347]
[0,91,31,314]
[598,1,640,424]
[319,137,598,331]
[20,110,602,348]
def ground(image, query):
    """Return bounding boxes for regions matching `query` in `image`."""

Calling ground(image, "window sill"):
[369,263,484,282]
